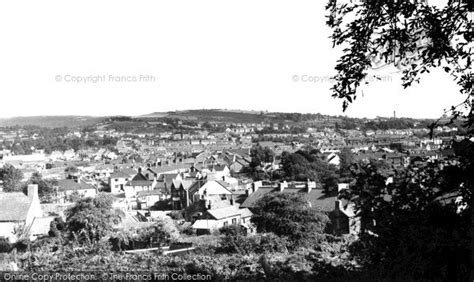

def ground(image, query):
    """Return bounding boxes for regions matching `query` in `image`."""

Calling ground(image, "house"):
[330,183,365,236]
[136,189,168,210]
[158,173,183,191]
[0,185,43,242]
[56,179,97,203]
[109,170,134,194]
[189,180,233,203]
[170,179,196,210]
[124,169,157,199]
[208,164,230,179]
[229,158,249,174]
[192,204,253,235]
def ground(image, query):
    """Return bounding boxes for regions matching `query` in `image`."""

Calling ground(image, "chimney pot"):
[27,184,39,200]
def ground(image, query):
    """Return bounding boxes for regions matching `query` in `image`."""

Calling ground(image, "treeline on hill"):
[0,126,118,155]
[0,116,105,128]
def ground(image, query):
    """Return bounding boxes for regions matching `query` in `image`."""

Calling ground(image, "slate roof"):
[137,190,164,197]
[131,173,148,181]
[213,165,228,172]
[206,205,253,220]
[126,172,154,187]
[0,192,32,221]
[110,171,132,178]
[57,179,95,192]
[181,180,195,191]
[127,180,153,187]
[192,219,217,229]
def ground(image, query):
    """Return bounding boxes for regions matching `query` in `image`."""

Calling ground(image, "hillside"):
[140,109,276,123]
[0,116,106,128]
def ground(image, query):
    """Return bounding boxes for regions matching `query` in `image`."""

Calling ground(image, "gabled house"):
[192,204,253,235]
[124,168,157,199]
[189,180,233,203]
[109,170,134,194]
[56,179,97,203]
[0,185,43,242]
[207,164,230,179]
[136,189,168,210]
[170,179,195,210]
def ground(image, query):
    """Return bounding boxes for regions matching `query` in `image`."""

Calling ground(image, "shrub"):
[0,238,12,253]
[168,210,184,220]
[219,224,245,236]
[48,217,66,237]
[217,233,289,255]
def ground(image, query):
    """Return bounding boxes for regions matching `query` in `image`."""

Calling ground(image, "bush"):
[0,238,12,253]
[252,193,330,247]
[168,210,184,220]
[219,225,246,236]
[48,217,66,237]
[217,233,289,255]
[180,225,196,236]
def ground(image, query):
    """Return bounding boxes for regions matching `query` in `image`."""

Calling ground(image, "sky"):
[0,0,463,119]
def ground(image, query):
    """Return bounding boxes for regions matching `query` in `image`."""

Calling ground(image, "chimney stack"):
[27,184,39,201]
[306,179,313,194]
[252,181,262,193]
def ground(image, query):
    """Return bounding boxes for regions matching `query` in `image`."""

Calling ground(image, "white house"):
[192,205,253,235]
[0,185,43,242]
[56,179,97,203]
[109,170,134,194]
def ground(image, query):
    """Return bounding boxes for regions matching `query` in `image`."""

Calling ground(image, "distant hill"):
[0,109,440,130]
[0,116,106,128]
[140,109,278,123]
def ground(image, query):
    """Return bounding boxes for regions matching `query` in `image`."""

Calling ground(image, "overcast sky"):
[0,0,462,119]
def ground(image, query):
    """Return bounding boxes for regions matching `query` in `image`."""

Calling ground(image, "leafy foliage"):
[0,164,23,192]
[252,193,330,246]
[247,145,275,180]
[217,233,289,255]
[280,149,339,193]
[340,149,472,280]
[326,0,472,123]
[23,172,57,203]
[64,193,122,243]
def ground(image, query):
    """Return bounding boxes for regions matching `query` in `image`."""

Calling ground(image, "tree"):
[326,0,472,126]
[65,193,122,243]
[327,1,473,279]
[0,164,24,192]
[24,172,57,203]
[252,193,330,246]
[248,145,275,180]
[280,150,339,193]
[340,157,471,280]
[250,145,275,167]
[338,147,355,181]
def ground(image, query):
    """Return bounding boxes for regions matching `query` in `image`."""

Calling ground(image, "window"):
[223,221,228,227]
[232,218,237,225]
[115,179,118,181]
